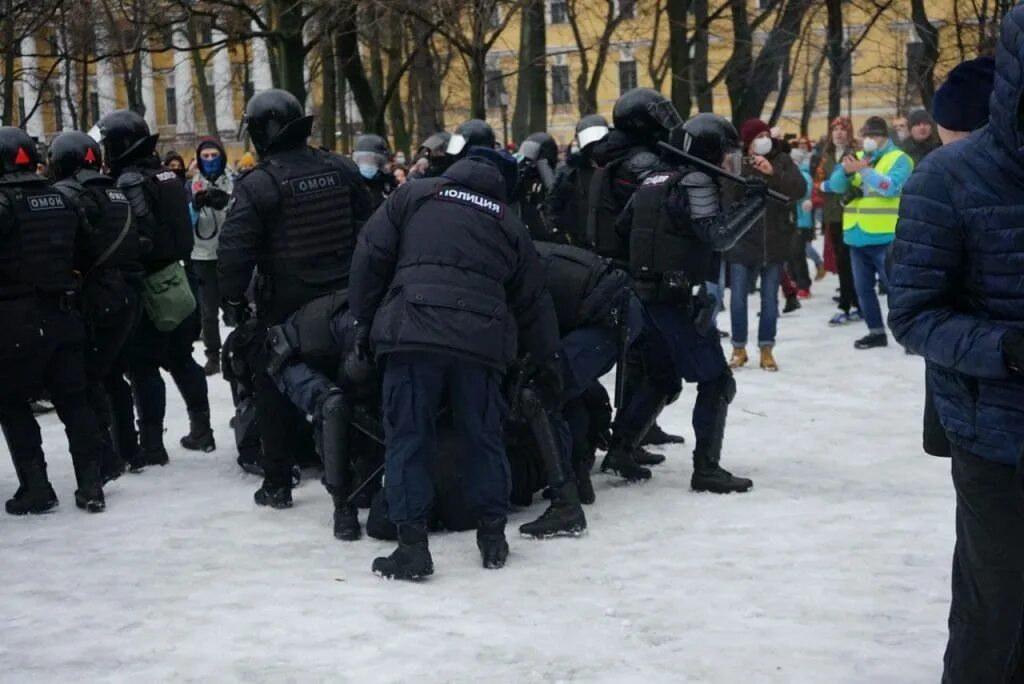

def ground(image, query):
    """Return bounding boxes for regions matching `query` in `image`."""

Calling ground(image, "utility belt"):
[1,288,79,313]
[635,270,717,336]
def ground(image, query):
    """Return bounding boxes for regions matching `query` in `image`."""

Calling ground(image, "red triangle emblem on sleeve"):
[14,147,30,166]
[84,148,97,163]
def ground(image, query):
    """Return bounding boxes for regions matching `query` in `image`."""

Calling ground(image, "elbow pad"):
[696,196,766,251]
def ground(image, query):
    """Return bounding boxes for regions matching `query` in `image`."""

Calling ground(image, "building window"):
[18,97,25,124]
[617,0,636,19]
[550,0,568,24]
[165,77,177,126]
[552,64,571,105]
[89,92,100,127]
[485,68,506,110]
[618,59,637,95]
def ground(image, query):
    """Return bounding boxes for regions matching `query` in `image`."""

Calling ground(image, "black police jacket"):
[349,157,560,370]
[534,241,632,336]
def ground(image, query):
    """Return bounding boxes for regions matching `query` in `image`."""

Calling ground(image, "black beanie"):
[932,56,996,133]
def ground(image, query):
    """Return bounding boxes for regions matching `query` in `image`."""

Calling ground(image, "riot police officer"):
[350,145,561,579]
[49,131,142,481]
[515,132,560,241]
[409,131,451,179]
[218,88,373,508]
[445,119,497,160]
[0,126,112,513]
[604,113,766,493]
[92,110,214,467]
[353,134,397,210]
[544,114,610,246]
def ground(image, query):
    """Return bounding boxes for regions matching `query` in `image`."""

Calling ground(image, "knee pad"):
[710,372,737,405]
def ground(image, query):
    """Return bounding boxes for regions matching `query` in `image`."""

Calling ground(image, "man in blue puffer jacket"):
[888,7,1024,681]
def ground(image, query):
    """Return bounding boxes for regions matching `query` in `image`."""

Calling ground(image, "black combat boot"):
[333,495,361,541]
[640,423,686,446]
[477,516,510,569]
[73,461,106,513]
[138,423,169,467]
[98,429,126,484]
[180,411,216,452]
[576,454,596,505]
[600,444,652,482]
[5,457,58,515]
[372,521,434,579]
[691,392,752,494]
[254,482,293,509]
[519,482,587,538]
[632,447,666,466]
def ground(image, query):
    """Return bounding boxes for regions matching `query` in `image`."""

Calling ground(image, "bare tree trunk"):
[825,0,843,121]
[692,0,712,111]
[337,62,351,154]
[187,19,220,137]
[469,48,487,120]
[336,5,382,134]
[513,0,545,141]
[386,10,410,154]
[321,37,336,150]
[2,4,14,124]
[668,0,691,119]
[411,21,442,140]
[275,0,307,104]
[910,0,939,109]
[367,7,385,107]
[801,51,826,135]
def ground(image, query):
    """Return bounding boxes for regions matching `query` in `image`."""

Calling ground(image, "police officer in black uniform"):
[350,145,561,580]
[49,131,142,481]
[515,132,560,241]
[605,113,766,493]
[0,126,111,514]
[218,88,373,509]
[92,110,214,467]
[544,114,610,247]
[410,131,452,179]
[445,119,497,160]
[352,134,397,210]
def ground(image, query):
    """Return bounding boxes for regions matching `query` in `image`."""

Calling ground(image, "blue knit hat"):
[932,56,996,133]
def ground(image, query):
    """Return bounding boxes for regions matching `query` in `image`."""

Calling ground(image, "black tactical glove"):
[224,296,251,325]
[206,188,231,210]
[531,354,565,411]
[192,190,209,210]
[1003,330,1024,375]
[743,175,769,199]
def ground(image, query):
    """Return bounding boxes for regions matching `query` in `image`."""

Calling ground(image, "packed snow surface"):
[0,273,952,683]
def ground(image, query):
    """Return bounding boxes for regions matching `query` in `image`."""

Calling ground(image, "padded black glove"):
[1003,330,1024,375]
[206,188,230,210]
[192,190,209,210]
[224,296,251,325]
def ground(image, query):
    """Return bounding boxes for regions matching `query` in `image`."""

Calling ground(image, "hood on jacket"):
[442,155,512,203]
[990,6,1024,155]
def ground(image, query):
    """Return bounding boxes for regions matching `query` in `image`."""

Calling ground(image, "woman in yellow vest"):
[821,116,914,349]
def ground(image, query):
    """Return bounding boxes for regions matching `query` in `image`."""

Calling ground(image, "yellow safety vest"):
[842,148,912,236]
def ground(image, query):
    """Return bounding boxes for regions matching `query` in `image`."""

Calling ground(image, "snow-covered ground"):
[0,272,953,684]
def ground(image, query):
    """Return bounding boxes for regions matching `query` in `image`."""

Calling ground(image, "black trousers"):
[192,259,222,357]
[827,221,859,313]
[85,294,141,465]
[0,308,109,488]
[790,232,813,291]
[127,312,209,427]
[943,446,1024,683]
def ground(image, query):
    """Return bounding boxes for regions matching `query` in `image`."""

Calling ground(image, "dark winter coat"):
[900,136,941,166]
[349,157,560,371]
[815,147,853,225]
[725,143,806,267]
[888,6,1024,468]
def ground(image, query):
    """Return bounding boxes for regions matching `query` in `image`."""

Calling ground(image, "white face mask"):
[751,137,772,156]
[790,149,807,165]
[861,137,879,154]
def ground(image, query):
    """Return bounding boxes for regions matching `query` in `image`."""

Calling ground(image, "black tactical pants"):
[85,293,141,465]
[942,446,1024,683]
[192,259,223,358]
[0,306,110,489]
[127,312,209,428]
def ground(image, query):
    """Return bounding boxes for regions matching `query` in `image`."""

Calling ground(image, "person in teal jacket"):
[822,117,913,349]
[793,155,823,287]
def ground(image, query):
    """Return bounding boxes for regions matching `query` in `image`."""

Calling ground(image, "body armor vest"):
[0,182,79,297]
[586,158,629,261]
[58,170,137,271]
[536,242,619,335]
[292,290,350,363]
[138,166,194,262]
[259,152,355,293]
[629,171,714,301]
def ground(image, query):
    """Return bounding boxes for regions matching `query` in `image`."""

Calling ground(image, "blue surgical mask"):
[199,156,225,178]
[359,164,379,180]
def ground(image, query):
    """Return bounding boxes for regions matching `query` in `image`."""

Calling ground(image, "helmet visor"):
[352,151,386,168]
[87,125,103,143]
[577,125,609,150]
[647,100,684,132]
[446,133,468,156]
[518,140,541,162]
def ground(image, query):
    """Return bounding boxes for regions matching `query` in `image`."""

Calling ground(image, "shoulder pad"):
[679,171,715,187]
[116,171,146,189]
[625,151,664,176]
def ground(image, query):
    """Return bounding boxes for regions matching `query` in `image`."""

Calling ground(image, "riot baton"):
[656,140,791,204]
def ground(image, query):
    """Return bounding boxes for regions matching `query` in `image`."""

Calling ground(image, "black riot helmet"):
[238,89,313,157]
[47,131,103,181]
[446,119,496,157]
[417,131,451,159]
[519,132,558,167]
[612,88,682,143]
[575,114,610,152]
[90,110,159,170]
[679,113,741,166]
[0,126,42,176]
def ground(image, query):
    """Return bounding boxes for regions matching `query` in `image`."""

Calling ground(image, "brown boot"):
[728,347,748,369]
[815,264,827,281]
[759,345,779,372]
